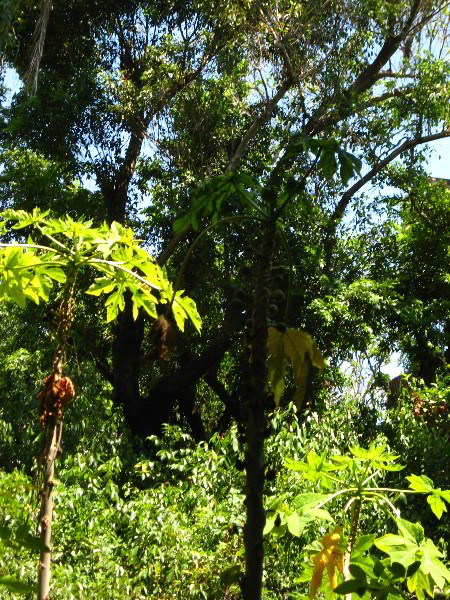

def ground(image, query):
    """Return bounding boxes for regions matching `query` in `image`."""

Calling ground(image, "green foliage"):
[267,441,450,600]
[282,136,362,185]
[173,137,361,233]
[173,172,266,233]
[0,209,201,331]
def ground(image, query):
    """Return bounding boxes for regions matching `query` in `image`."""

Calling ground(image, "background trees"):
[0,0,449,598]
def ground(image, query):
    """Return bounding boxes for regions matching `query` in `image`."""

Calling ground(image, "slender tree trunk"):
[37,268,76,600]
[242,220,276,600]
[38,414,62,600]
[343,497,361,600]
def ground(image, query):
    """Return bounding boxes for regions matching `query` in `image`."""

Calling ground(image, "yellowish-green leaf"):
[86,278,117,296]
[267,327,324,409]
[304,507,334,522]
[106,303,119,323]
[427,494,446,519]
[406,475,434,493]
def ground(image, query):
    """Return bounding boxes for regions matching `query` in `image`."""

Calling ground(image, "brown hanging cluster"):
[413,393,448,423]
[37,374,75,427]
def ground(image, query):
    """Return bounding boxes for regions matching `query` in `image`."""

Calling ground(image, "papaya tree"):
[0,208,200,599]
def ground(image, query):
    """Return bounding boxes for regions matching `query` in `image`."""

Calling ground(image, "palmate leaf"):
[375,517,450,600]
[2,206,50,229]
[85,277,117,296]
[406,475,450,519]
[349,444,404,471]
[267,327,324,409]
[173,175,233,232]
[0,208,202,332]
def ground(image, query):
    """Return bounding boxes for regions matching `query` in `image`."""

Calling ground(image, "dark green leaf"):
[0,577,35,595]
[220,565,242,587]
[388,562,406,579]
[334,580,367,595]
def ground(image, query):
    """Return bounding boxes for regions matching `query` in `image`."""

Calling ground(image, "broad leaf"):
[267,327,324,409]
[427,494,446,519]
[352,534,377,557]
[406,474,434,493]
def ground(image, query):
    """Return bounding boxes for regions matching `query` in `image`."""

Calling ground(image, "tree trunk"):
[38,415,61,600]
[37,269,76,600]
[242,220,276,600]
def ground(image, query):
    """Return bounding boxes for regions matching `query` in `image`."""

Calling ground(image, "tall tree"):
[1,3,450,595]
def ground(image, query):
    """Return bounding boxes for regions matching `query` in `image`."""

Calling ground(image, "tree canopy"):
[0,0,449,598]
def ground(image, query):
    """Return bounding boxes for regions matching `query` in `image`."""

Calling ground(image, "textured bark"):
[38,270,76,600]
[140,331,239,440]
[242,220,277,600]
[38,415,60,600]
[111,300,145,435]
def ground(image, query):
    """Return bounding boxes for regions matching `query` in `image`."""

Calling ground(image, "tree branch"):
[323,130,450,273]
[226,78,293,173]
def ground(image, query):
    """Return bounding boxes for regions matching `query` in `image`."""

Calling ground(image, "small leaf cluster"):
[173,172,265,233]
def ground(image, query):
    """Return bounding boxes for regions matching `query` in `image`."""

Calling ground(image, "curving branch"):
[323,129,450,274]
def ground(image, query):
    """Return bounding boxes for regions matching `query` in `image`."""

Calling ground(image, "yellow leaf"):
[267,327,324,409]
[310,528,344,599]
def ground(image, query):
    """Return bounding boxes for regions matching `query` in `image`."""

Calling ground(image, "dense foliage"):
[0,0,449,598]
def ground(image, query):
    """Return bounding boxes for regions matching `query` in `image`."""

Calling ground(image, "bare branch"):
[328,130,450,228]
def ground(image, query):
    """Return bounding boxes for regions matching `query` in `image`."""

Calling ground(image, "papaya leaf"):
[350,555,376,579]
[349,564,368,582]
[374,534,418,567]
[427,494,446,519]
[285,512,310,537]
[303,507,334,522]
[172,291,202,333]
[352,534,377,557]
[86,278,117,296]
[406,474,434,492]
[267,327,323,409]
[334,579,367,595]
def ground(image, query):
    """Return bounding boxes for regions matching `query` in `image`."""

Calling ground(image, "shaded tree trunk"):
[242,220,277,600]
